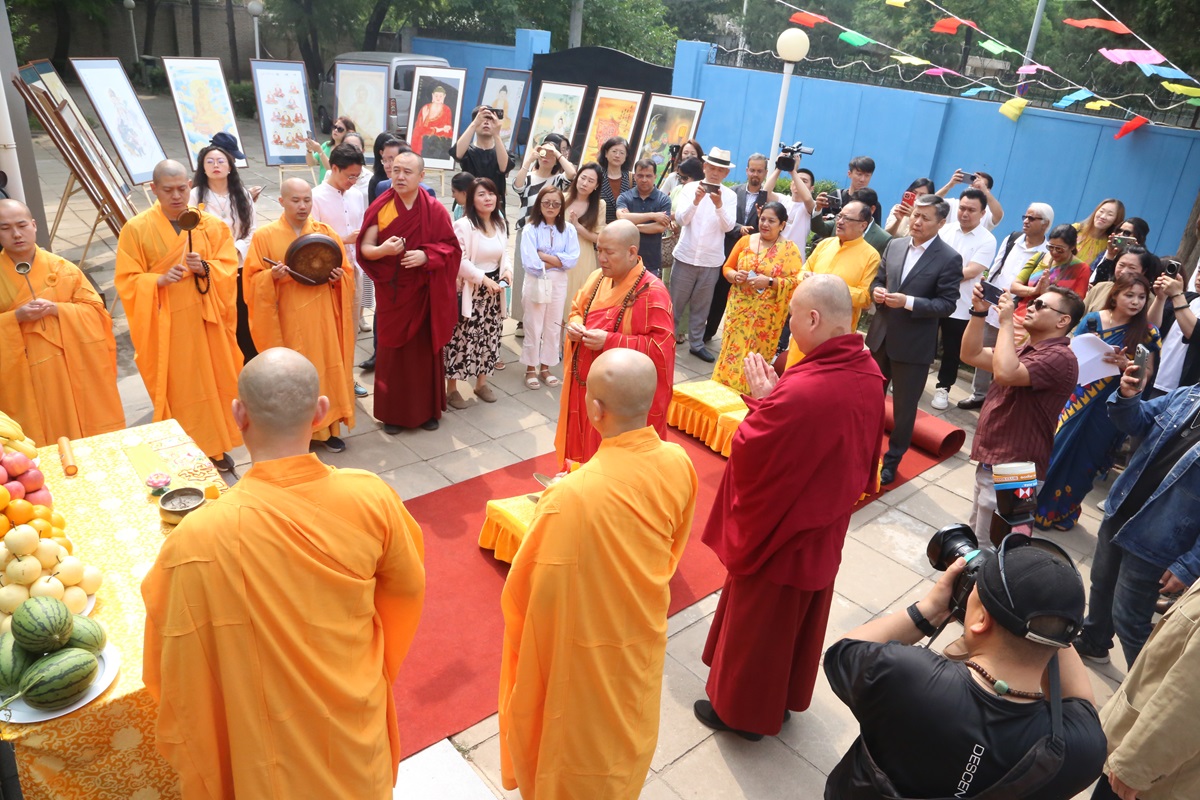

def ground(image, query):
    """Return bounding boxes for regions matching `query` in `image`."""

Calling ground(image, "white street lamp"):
[769,28,810,162]
[123,0,139,68]
[247,0,263,60]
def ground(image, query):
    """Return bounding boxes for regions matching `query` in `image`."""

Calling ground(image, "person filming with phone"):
[824,531,1105,799]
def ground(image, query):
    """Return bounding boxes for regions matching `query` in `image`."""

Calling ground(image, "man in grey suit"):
[706,153,770,342]
[865,194,963,486]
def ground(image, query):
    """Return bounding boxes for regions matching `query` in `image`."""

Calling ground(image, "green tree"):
[519,0,678,63]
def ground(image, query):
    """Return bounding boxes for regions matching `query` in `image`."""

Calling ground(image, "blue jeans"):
[1080,514,1165,666]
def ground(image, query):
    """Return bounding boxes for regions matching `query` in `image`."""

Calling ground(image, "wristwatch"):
[768,277,775,288]
[907,603,938,637]
[969,309,988,318]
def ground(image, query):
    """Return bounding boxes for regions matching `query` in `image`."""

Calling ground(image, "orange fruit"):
[51,535,73,555]
[3,500,34,526]
[0,517,11,535]
[30,506,53,523]
[27,519,53,538]
[0,485,9,510]
[50,511,66,530]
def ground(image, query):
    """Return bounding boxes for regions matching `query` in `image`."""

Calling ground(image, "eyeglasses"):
[541,201,562,209]
[1046,244,1071,255]
[332,125,346,133]
[204,158,228,166]
[835,213,869,223]
[1021,214,1043,221]
[1031,298,1067,315]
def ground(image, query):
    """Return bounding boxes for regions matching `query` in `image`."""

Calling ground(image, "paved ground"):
[32,91,1124,799]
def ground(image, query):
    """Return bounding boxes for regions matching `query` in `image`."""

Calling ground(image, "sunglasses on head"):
[994,533,1080,648]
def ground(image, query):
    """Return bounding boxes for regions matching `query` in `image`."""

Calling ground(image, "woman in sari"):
[1009,224,1091,333]
[712,201,802,393]
[1035,272,1160,531]
[1073,197,1125,267]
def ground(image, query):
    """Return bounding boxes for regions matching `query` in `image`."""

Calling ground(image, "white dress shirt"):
[189,186,256,261]
[940,222,998,319]
[673,185,737,268]
[984,234,1048,327]
[311,181,366,263]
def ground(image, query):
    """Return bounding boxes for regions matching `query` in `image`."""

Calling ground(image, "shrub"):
[228,82,257,120]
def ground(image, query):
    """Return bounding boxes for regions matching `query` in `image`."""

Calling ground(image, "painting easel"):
[46,174,110,263]
[278,164,318,188]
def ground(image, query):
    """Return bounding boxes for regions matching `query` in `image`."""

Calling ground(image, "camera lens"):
[1165,260,1181,277]
[927,523,980,571]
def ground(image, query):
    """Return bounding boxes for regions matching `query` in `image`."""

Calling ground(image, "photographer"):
[936,168,1005,231]
[453,106,512,214]
[825,538,1105,799]
[813,155,880,228]
[1090,217,1150,285]
[764,143,815,255]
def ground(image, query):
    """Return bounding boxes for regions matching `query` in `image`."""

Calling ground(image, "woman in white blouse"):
[445,177,511,407]
[520,184,579,389]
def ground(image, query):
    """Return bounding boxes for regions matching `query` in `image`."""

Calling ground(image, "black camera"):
[825,193,843,215]
[669,144,682,158]
[775,141,814,173]
[473,106,504,120]
[1164,259,1182,277]
[927,524,990,624]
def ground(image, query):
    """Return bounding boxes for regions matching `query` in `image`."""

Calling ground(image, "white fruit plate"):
[2,643,120,723]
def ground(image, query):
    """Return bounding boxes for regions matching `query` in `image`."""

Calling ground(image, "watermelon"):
[0,632,34,695]
[0,647,98,710]
[11,597,73,654]
[65,616,106,655]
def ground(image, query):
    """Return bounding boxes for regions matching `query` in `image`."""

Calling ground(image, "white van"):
[317,52,451,135]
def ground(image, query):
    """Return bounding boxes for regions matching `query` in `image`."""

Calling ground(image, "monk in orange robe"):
[556,220,675,468]
[0,200,123,444]
[500,348,698,799]
[115,160,243,470]
[243,178,355,452]
[142,347,425,799]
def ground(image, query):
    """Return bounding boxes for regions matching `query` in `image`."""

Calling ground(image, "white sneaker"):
[931,388,950,410]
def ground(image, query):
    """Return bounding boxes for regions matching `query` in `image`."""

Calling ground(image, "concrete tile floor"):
[31,91,1124,799]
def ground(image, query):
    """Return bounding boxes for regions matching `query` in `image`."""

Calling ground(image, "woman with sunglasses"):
[1008,224,1090,337]
[1036,272,1161,531]
[305,116,355,183]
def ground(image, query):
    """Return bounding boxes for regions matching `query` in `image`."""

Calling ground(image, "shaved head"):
[586,349,658,424]
[281,177,311,195]
[237,348,321,435]
[0,199,32,220]
[279,178,313,226]
[0,200,37,259]
[150,159,192,218]
[152,160,189,183]
[597,219,643,281]
[601,219,640,250]
[789,274,853,353]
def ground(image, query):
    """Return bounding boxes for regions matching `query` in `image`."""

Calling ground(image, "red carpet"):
[393,406,964,756]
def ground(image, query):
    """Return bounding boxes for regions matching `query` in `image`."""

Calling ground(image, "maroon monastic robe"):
[701,333,885,735]
[357,188,460,428]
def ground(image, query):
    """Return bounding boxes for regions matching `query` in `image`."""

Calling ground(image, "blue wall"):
[673,40,1200,256]
[412,29,551,136]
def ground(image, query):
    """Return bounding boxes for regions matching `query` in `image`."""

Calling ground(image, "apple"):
[0,465,8,484]
[0,453,31,478]
[16,468,43,493]
[2,481,24,502]
[23,488,52,509]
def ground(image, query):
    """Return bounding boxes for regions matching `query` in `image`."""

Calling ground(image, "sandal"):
[525,371,540,390]
[495,358,506,371]
[539,369,560,387]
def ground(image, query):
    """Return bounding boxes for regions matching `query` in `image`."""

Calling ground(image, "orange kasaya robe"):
[115,203,243,458]
[499,427,698,800]
[243,217,356,440]
[0,248,124,445]
[141,453,426,799]
[554,264,675,468]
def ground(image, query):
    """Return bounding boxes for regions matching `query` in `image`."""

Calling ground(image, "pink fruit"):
[3,481,24,501]
[0,466,8,484]
[16,469,43,493]
[0,453,31,477]
[23,488,52,509]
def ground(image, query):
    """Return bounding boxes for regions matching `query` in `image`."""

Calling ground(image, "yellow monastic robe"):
[499,427,698,799]
[242,218,356,438]
[0,248,124,444]
[141,453,425,799]
[115,203,243,457]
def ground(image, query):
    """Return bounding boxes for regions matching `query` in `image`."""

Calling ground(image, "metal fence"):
[712,48,1200,129]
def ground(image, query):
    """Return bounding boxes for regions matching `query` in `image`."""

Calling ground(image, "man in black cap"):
[823,536,1106,799]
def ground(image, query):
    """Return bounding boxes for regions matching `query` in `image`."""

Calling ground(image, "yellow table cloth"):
[478,492,542,564]
[667,380,748,456]
[1,420,225,800]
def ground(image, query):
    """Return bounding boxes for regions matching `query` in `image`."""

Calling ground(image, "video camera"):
[775,141,814,173]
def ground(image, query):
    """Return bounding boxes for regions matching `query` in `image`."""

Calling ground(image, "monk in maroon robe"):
[556,220,675,468]
[358,152,460,431]
[694,274,886,740]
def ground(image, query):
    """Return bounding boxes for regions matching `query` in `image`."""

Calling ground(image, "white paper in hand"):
[1071,333,1120,387]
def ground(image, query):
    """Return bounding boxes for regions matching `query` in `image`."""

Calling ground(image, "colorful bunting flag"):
[931,17,976,35]
[1099,48,1165,65]
[999,98,1028,122]
[890,55,931,66]
[923,67,960,77]
[1063,18,1132,34]
[885,0,909,6]
[1137,64,1193,80]
[1114,115,1149,139]
[1162,81,1200,98]
[1016,64,1052,75]
[961,86,996,97]
[1085,99,1114,110]
[978,40,1019,56]
[838,30,875,47]
[1053,88,1095,108]
[789,11,829,28]
[1190,99,1200,107]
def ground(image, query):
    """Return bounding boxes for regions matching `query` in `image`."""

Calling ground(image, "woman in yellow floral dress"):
[712,201,802,393]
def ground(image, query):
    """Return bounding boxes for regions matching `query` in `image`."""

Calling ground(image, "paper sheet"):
[1071,333,1120,386]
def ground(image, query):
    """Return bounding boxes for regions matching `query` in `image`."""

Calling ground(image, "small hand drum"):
[283,233,342,285]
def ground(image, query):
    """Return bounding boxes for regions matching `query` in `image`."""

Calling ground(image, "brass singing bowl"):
[158,486,206,525]
[282,233,342,286]
[177,207,202,232]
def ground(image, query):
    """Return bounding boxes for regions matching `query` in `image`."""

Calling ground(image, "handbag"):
[527,273,553,304]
